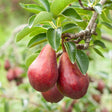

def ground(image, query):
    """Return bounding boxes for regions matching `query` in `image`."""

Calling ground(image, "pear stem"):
[61,34,66,52]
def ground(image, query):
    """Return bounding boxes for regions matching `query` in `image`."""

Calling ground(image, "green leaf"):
[51,0,76,17]
[4,102,9,112]
[25,53,38,67]
[28,15,36,28]
[93,48,104,57]
[94,40,106,48]
[36,0,50,12]
[62,7,86,28]
[20,3,45,13]
[16,26,37,42]
[94,3,102,14]
[62,23,78,33]
[62,7,82,21]
[28,33,47,48]
[76,50,89,74]
[64,41,76,64]
[47,27,62,50]
[29,27,47,37]
[102,22,112,29]
[32,11,53,26]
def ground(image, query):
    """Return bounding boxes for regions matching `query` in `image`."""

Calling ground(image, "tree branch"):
[62,0,107,50]
[78,0,94,11]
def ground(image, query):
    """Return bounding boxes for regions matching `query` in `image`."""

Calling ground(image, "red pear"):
[92,94,101,103]
[57,52,89,99]
[4,59,11,71]
[28,44,58,92]
[42,84,64,103]
[14,67,24,78]
[7,68,15,81]
[96,80,105,93]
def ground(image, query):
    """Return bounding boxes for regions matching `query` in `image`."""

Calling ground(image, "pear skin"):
[42,84,63,103]
[28,44,58,92]
[57,52,89,99]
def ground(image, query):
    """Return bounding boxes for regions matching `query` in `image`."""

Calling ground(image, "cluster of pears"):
[4,59,24,85]
[28,44,89,103]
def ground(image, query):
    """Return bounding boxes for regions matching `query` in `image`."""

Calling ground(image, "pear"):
[4,59,11,71]
[7,68,15,81]
[57,52,89,99]
[28,44,58,92]
[42,84,63,103]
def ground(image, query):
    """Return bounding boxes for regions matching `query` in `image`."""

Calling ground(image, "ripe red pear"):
[7,68,15,81]
[42,84,64,103]
[28,44,58,92]
[14,67,24,78]
[96,80,105,93]
[57,52,89,99]
[4,59,11,71]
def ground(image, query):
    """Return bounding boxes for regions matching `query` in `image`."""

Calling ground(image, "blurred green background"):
[0,0,112,112]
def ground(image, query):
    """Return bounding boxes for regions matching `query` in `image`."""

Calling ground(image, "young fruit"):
[28,44,58,92]
[4,59,11,71]
[96,80,105,93]
[57,52,89,99]
[42,84,64,103]
[7,68,15,81]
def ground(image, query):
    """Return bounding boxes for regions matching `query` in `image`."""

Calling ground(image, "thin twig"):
[78,0,95,11]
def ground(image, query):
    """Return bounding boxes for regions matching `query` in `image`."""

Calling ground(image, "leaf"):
[62,7,86,28]
[25,53,38,67]
[4,102,9,112]
[102,22,112,29]
[93,48,104,57]
[37,0,50,12]
[51,0,76,17]
[28,15,36,28]
[32,11,53,26]
[20,3,45,13]
[94,40,106,48]
[76,50,89,74]
[47,27,62,50]
[62,7,82,21]
[28,33,47,48]
[16,26,37,42]
[94,3,102,14]
[29,27,47,37]
[62,23,78,33]
[64,41,76,64]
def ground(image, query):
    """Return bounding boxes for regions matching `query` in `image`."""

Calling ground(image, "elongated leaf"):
[36,0,50,12]
[20,3,45,13]
[51,0,76,17]
[47,27,62,50]
[28,33,47,48]
[62,23,78,33]
[28,15,36,28]
[25,53,38,67]
[4,102,9,112]
[32,11,53,26]
[102,22,112,29]
[76,50,89,74]
[29,27,47,37]
[94,40,106,48]
[16,26,37,42]
[64,41,76,64]
[93,48,104,57]
[62,7,86,28]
